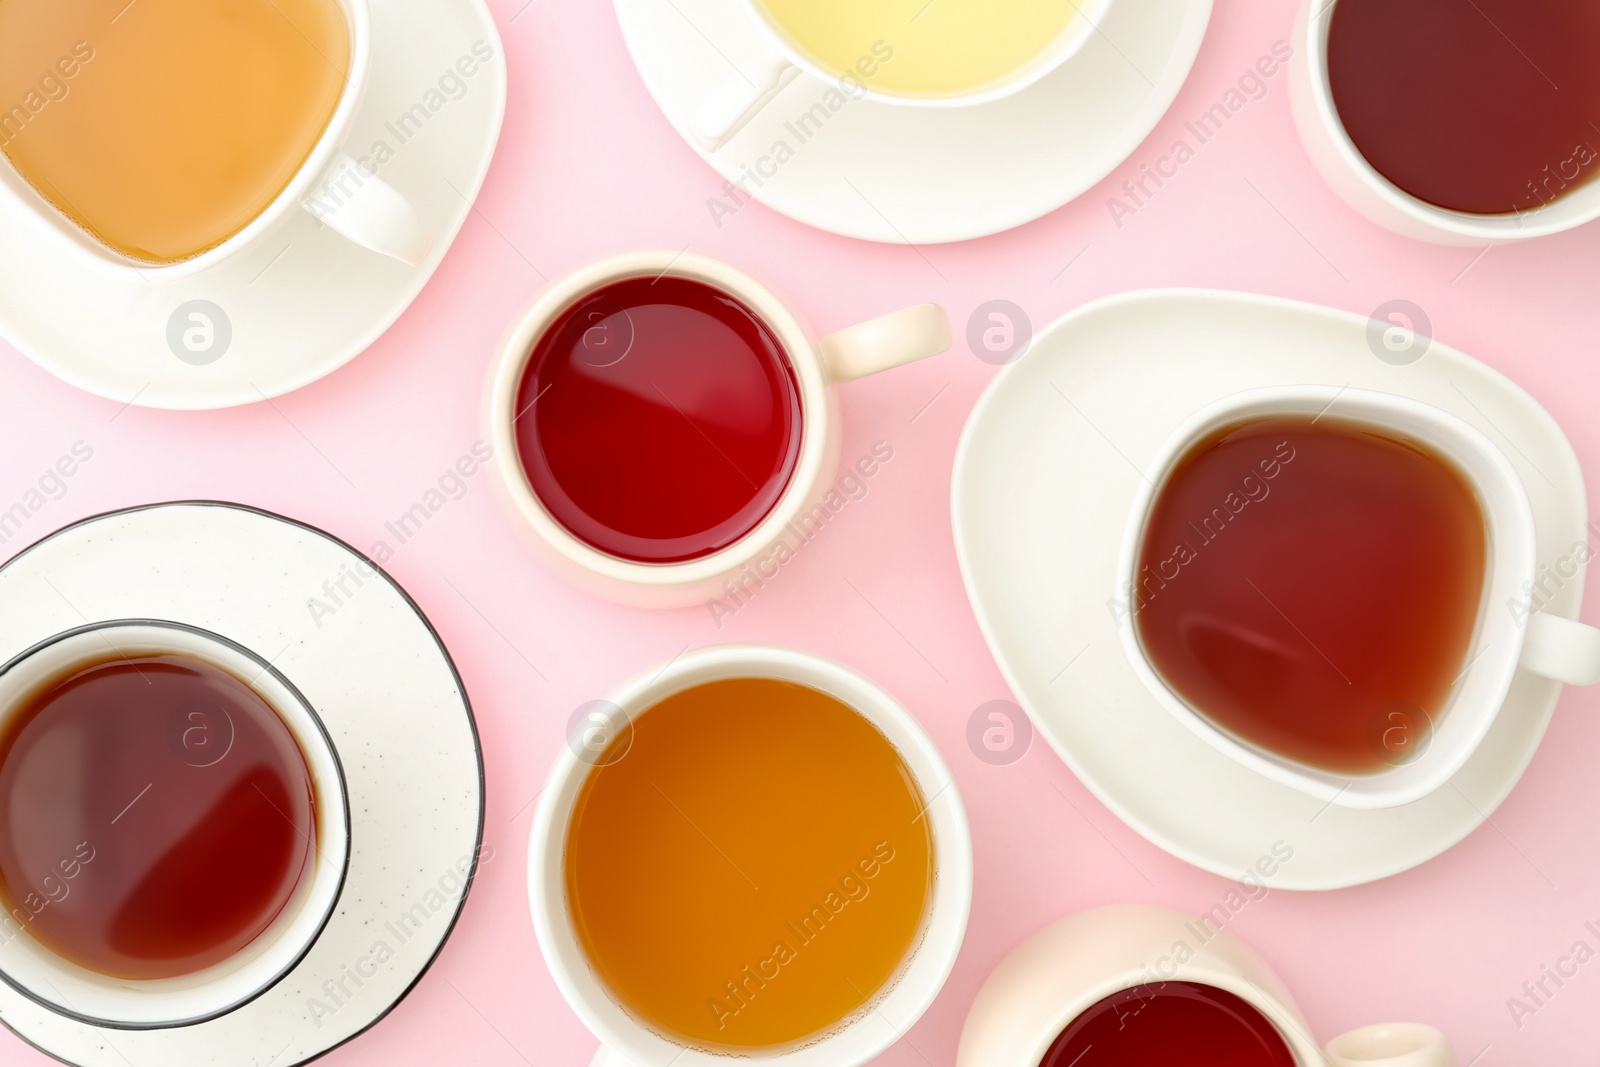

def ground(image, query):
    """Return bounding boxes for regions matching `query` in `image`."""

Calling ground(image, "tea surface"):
[0,654,317,979]
[754,0,1076,98]
[565,677,933,1049]
[1133,416,1486,774]
[1038,982,1297,1067]
[515,277,803,564]
[1328,0,1600,213]
[0,0,350,263]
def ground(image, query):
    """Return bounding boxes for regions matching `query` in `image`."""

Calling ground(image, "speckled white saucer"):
[0,502,484,1066]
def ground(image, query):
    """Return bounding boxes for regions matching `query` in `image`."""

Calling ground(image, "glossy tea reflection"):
[0,653,317,979]
[1134,416,1487,775]
[514,276,803,564]
[564,677,933,1049]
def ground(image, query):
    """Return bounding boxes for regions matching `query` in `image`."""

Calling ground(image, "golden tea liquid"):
[564,678,934,1049]
[0,0,351,263]
[753,0,1077,98]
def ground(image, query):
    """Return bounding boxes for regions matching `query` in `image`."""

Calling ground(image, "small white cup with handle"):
[528,644,973,1067]
[1287,0,1600,245]
[1116,386,1600,809]
[0,0,429,279]
[488,250,951,606]
[959,904,1455,1067]
[693,0,1117,150]
[0,620,349,1029]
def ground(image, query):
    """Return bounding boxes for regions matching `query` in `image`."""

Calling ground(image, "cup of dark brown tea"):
[1290,0,1600,243]
[1116,386,1600,809]
[0,620,348,1028]
[957,904,1455,1067]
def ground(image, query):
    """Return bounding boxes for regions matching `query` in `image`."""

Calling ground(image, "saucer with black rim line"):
[0,501,484,1067]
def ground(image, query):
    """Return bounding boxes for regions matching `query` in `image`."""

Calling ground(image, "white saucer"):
[0,2,506,411]
[0,503,484,1066]
[952,290,1588,890]
[613,0,1212,243]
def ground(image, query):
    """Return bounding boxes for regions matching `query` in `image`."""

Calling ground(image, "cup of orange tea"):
[528,645,972,1066]
[693,0,1117,149]
[0,0,429,278]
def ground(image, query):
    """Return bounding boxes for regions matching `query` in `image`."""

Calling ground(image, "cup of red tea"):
[1115,386,1600,809]
[958,904,1455,1067]
[0,620,348,1028]
[1290,0,1600,243]
[488,250,951,605]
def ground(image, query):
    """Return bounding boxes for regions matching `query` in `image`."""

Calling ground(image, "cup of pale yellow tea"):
[528,645,972,1066]
[693,0,1117,149]
[0,0,429,279]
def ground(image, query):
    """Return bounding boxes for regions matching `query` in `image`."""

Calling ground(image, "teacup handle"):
[1324,1023,1455,1067]
[693,49,800,151]
[819,304,952,382]
[1519,612,1600,686]
[300,152,432,266]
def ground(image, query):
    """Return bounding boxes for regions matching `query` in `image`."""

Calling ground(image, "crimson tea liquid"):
[1133,416,1486,775]
[1039,982,1296,1067]
[1328,0,1600,214]
[514,276,803,564]
[0,653,316,979]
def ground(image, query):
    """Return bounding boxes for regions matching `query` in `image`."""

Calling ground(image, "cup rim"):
[1297,0,1600,240]
[0,618,351,1030]
[1018,967,1324,1067]
[0,0,374,281]
[487,250,835,590]
[1114,385,1537,809]
[735,0,1117,107]
[527,644,973,1066]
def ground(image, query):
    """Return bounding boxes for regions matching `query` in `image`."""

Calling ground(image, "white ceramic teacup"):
[693,0,1118,150]
[0,620,349,1029]
[488,250,951,606]
[528,644,973,1067]
[0,0,430,280]
[959,905,1455,1067]
[1116,386,1600,809]
[1288,0,1600,245]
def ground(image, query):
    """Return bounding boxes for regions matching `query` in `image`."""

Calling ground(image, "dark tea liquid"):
[1133,417,1486,775]
[514,276,803,564]
[1038,982,1296,1067]
[0,653,316,979]
[1328,0,1600,214]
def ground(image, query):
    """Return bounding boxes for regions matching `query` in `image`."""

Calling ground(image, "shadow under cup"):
[0,620,348,1029]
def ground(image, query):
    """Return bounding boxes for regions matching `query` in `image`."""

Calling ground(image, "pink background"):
[4,0,1600,1061]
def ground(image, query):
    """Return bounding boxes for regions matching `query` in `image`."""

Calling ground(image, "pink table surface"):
[4,0,1599,1062]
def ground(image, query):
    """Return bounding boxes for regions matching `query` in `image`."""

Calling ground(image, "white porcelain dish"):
[953,289,1589,888]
